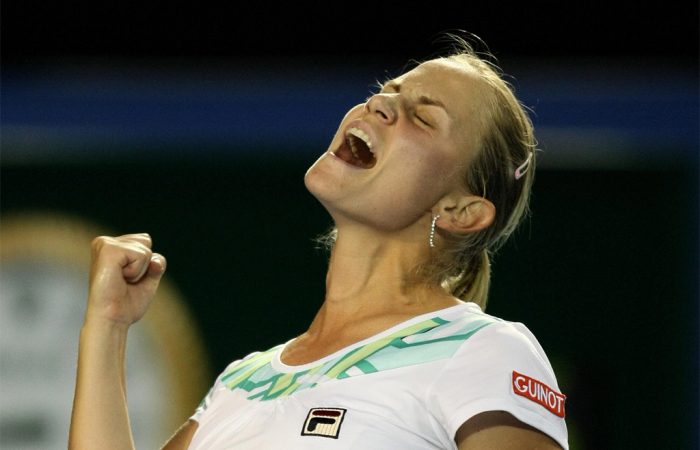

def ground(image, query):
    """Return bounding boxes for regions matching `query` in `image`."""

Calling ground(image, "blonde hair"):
[429,36,537,309]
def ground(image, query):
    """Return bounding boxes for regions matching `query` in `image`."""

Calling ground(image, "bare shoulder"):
[456,411,562,450]
[160,419,199,450]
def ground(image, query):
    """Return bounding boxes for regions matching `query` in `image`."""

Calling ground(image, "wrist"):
[81,315,131,340]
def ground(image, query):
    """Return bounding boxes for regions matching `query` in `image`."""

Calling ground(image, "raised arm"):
[68,233,166,450]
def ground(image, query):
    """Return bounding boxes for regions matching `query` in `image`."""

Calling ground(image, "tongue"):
[351,136,376,167]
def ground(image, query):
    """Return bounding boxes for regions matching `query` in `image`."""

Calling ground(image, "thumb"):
[147,253,167,279]
[141,253,167,289]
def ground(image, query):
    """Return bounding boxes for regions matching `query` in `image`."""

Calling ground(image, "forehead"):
[393,59,484,120]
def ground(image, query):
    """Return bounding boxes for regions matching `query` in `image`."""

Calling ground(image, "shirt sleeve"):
[426,320,568,450]
[189,362,235,423]
[189,351,260,422]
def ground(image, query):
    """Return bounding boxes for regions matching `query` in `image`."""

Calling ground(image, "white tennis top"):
[188,302,568,449]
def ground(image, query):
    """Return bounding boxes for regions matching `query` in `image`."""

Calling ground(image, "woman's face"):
[304,58,486,232]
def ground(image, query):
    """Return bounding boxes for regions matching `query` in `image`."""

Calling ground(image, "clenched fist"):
[86,233,166,327]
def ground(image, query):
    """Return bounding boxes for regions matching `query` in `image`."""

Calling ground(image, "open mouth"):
[332,127,376,169]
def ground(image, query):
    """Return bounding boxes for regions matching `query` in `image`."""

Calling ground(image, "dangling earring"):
[429,214,440,248]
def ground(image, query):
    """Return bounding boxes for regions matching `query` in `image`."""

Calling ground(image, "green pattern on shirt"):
[221,312,496,401]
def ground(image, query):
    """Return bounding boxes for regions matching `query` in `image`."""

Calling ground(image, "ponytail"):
[446,250,491,309]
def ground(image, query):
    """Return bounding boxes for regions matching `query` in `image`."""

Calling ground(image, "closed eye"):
[413,107,434,127]
[415,114,432,127]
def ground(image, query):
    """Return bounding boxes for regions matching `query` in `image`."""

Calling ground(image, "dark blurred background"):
[2,1,698,449]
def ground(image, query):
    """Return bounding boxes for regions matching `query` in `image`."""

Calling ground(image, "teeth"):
[346,127,373,151]
[348,138,359,158]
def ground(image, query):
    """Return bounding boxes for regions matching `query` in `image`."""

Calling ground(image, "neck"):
[307,222,458,339]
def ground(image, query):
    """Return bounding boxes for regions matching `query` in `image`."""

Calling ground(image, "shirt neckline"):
[271,301,480,373]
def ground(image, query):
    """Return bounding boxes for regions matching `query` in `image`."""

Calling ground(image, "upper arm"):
[456,411,562,450]
[160,419,199,450]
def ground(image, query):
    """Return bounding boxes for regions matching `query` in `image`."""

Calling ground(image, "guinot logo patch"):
[512,370,566,418]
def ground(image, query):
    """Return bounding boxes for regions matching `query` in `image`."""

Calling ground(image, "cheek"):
[412,152,466,205]
[397,138,462,187]
[381,147,458,213]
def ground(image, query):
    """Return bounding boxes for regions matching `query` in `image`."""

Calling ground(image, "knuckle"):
[91,235,110,251]
[122,233,153,247]
[142,234,153,247]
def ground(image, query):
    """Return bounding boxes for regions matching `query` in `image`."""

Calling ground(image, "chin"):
[304,162,329,201]
[305,163,346,221]
[304,179,333,210]
[304,151,336,192]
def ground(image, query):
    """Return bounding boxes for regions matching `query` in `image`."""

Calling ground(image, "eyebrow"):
[382,81,447,110]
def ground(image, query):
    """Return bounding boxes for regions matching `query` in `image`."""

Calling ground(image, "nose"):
[365,93,397,124]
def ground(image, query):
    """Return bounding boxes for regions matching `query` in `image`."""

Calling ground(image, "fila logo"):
[301,408,347,439]
[512,370,566,418]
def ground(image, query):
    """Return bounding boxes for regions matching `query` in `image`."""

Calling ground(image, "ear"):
[435,194,495,235]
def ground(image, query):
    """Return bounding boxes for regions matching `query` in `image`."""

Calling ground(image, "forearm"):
[69,320,135,450]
